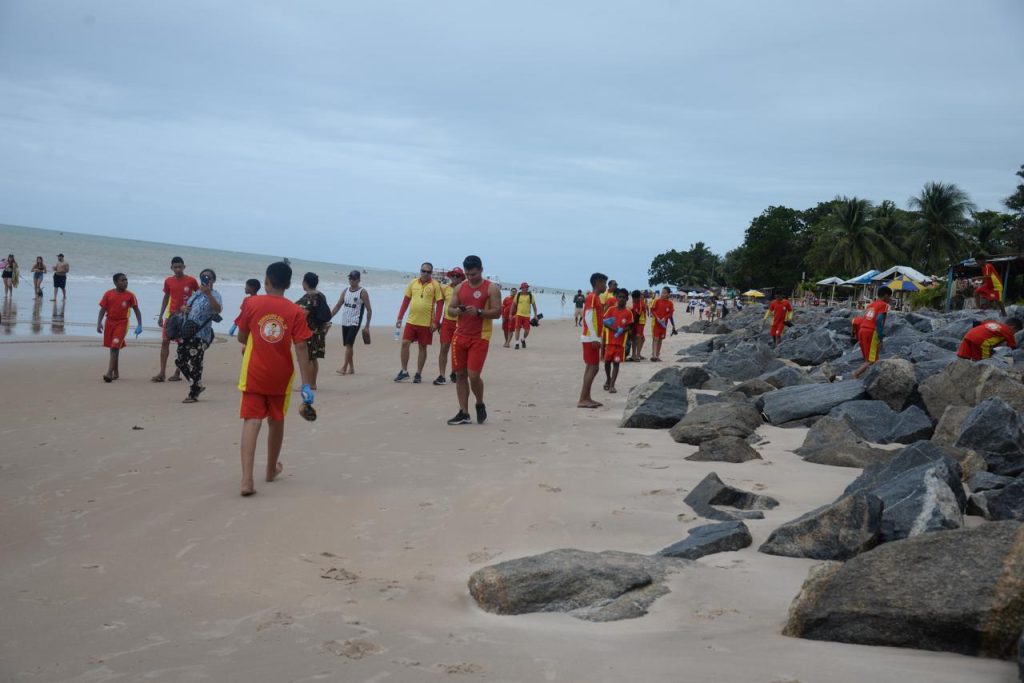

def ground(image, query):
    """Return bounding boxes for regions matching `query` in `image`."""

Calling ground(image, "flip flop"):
[167,375,182,382]
[182,396,198,403]
[150,375,165,382]
[102,375,113,383]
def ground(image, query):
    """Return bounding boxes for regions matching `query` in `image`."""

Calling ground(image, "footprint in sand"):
[634,442,651,449]
[638,462,669,469]
[467,549,503,564]
[256,611,294,631]
[538,483,562,493]
[320,567,359,583]
[321,639,384,659]
[434,662,485,674]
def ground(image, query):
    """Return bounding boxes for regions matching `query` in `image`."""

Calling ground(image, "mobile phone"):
[200,273,211,286]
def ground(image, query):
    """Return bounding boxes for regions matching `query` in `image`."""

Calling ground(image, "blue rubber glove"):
[134,323,143,338]
[603,316,616,329]
[300,383,314,405]
[228,323,237,336]
[614,326,626,338]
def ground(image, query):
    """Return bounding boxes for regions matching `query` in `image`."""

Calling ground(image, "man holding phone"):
[153,256,199,382]
[446,255,501,425]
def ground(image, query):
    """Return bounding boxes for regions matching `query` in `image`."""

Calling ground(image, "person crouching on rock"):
[956,317,1021,361]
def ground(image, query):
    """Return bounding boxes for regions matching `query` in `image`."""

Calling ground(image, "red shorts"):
[858,329,881,363]
[452,334,489,373]
[770,319,785,337]
[240,392,289,421]
[957,339,982,361]
[975,285,1000,302]
[515,315,531,331]
[652,320,668,340]
[440,318,457,345]
[605,344,625,363]
[104,319,129,349]
[501,316,512,333]
[582,341,601,365]
[633,323,645,339]
[402,323,433,346]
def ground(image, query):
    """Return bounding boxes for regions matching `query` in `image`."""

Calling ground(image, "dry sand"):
[0,320,1015,682]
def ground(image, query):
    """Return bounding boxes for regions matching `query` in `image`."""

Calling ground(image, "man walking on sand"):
[331,270,372,375]
[446,255,501,425]
[153,256,199,382]
[511,282,539,349]
[573,289,585,326]
[501,287,517,347]
[51,253,70,301]
[578,272,608,408]
[395,262,444,383]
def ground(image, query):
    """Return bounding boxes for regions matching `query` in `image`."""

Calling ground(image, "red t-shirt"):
[964,320,1017,349]
[235,295,312,395]
[651,298,674,324]
[631,299,648,325]
[164,275,200,315]
[769,299,792,323]
[581,291,605,343]
[606,307,634,346]
[861,299,890,334]
[99,289,138,321]
[501,295,513,319]
[455,279,494,341]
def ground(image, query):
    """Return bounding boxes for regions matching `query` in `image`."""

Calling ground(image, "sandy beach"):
[0,320,1015,683]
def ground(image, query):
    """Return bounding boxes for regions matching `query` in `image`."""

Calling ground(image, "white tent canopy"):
[842,269,881,285]
[872,265,931,284]
[816,276,846,286]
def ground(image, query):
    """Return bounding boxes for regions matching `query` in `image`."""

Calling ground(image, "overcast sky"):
[1,1,1022,287]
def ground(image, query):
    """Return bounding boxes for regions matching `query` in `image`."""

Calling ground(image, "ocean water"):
[0,224,574,338]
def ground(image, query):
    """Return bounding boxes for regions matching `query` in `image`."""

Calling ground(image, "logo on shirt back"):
[257,313,286,343]
[986,322,1000,332]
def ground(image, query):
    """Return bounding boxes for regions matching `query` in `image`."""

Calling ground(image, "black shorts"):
[341,325,360,346]
[1,271,10,279]
[53,274,67,289]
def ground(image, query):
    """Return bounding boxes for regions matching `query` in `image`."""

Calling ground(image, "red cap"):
[520,281,529,289]
[449,267,465,278]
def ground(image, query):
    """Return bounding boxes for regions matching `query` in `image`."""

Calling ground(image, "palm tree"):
[906,182,975,273]
[825,196,894,274]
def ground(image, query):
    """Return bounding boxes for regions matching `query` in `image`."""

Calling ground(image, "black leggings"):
[175,337,208,393]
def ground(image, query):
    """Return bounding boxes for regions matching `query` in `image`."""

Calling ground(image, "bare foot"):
[608,387,617,393]
[168,374,182,382]
[577,400,603,408]
[102,374,113,383]
[266,462,284,482]
[309,385,317,391]
[150,374,165,382]
[241,480,256,496]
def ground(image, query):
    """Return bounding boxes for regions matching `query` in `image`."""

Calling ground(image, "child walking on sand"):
[234,262,315,497]
[97,273,143,383]
[603,288,634,393]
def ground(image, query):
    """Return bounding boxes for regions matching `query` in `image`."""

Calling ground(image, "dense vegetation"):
[649,165,1024,292]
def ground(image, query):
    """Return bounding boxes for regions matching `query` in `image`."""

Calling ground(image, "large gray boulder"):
[918,359,1024,419]
[907,341,953,364]
[969,471,1015,493]
[987,477,1024,522]
[686,436,762,463]
[776,328,844,366]
[728,378,776,399]
[758,380,866,426]
[758,365,812,389]
[795,416,894,469]
[863,358,917,411]
[467,549,683,622]
[657,521,752,560]
[649,365,711,389]
[618,383,724,429]
[955,397,1024,476]
[783,521,1024,660]
[842,441,965,542]
[669,402,763,445]
[931,405,973,447]
[759,493,883,561]
[683,472,779,522]
[706,341,783,381]
[828,401,933,445]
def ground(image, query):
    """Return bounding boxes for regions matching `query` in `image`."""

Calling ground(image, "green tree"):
[873,199,911,263]
[1003,164,1024,251]
[968,210,1014,254]
[906,182,975,274]
[730,206,807,291]
[823,197,895,274]
[647,242,721,288]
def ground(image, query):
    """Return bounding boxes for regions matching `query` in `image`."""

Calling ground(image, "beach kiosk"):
[945,254,1023,312]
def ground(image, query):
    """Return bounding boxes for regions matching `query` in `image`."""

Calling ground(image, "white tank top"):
[339,287,364,326]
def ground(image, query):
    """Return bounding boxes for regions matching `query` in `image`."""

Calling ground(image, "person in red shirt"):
[577,272,608,408]
[501,287,517,348]
[649,286,676,361]
[435,267,466,385]
[957,317,1021,361]
[234,261,315,497]
[852,286,893,379]
[97,273,143,383]
[445,255,502,426]
[603,288,634,393]
[152,256,200,382]
[763,293,793,347]
[973,254,1007,316]
[629,289,649,361]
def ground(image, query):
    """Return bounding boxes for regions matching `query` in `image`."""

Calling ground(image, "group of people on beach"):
[1,253,70,299]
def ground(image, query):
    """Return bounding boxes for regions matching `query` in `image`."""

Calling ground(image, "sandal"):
[150,375,165,382]
[167,375,182,382]
[182,396,198,403]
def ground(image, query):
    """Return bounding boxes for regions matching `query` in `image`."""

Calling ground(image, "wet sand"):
[0,321,1014,682]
